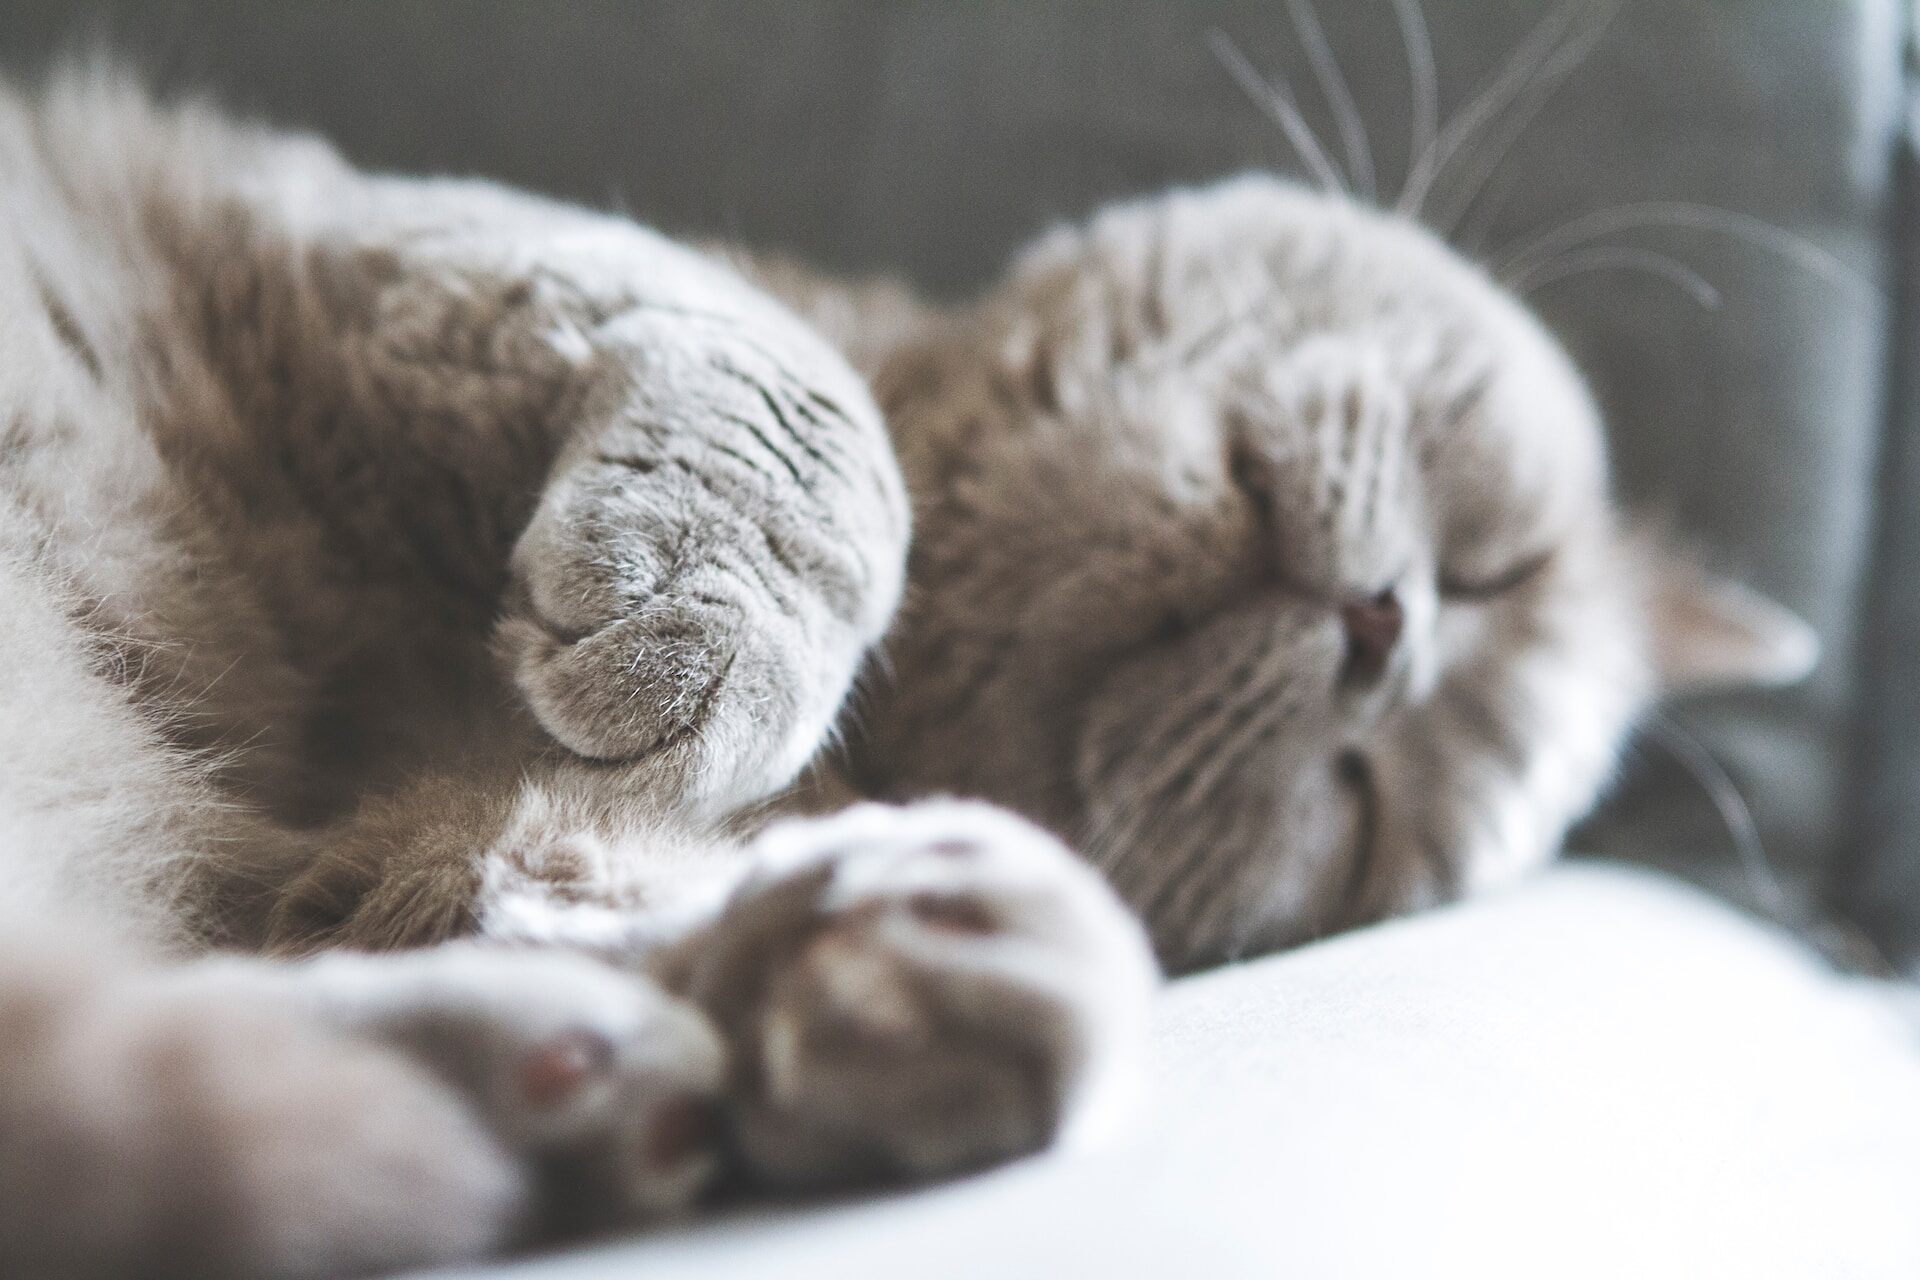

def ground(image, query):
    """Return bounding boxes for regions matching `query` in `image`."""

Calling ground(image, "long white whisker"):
[1389,0,1439,206]
[1641,713,1893,975]
[1431,2,1615,238]
[1508,245,1723,309]
[1209,29,1348,195]
[1494,201,1868,300]
[1456,162,1530,257]
[1642,713,1792,921]
[1398,0,1586,218]
[1286,0,1375,202]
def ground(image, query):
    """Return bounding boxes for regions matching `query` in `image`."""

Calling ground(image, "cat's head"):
[847,175,1813,971]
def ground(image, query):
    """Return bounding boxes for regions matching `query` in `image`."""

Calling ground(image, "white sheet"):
[419,863,1920,1279]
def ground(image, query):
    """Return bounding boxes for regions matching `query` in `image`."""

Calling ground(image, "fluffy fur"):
[737,178,1812,970]
[785,179,1813,969]
[0,69,1803,1277]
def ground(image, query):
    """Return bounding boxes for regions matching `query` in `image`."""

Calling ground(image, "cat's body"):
[0,77,1153,1277]
[0,73,1805,1278]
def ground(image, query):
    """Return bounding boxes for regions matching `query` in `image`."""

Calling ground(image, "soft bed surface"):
[417,863,1920,1279]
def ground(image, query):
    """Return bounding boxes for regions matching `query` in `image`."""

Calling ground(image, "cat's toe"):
[672,801,1158,1188]
[501,981,728,1226]
[298,945,729,1227]
[497,594,820,816]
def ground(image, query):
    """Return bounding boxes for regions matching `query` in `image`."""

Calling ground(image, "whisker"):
[1388,0,1439,207]
[1641,713,1788,917]
[1208,29,1348,195]
[1455,159,1531,258]
[1397,0,1588,218]
[1509,245,1724,310]
[1642,713,1893,976]
[1286,0,1375,201]
[1150,832,1232,963]
[1114,808,1213,943]
[1185,846,1261,966]
[1493,201,1868,300]
[1430,1,1615,239]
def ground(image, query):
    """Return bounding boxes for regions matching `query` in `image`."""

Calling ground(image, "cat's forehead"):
[976,175,1611,546]
[1007,175,1539,378]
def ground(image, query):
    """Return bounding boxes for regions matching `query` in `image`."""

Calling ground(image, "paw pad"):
[519,1029,616,1108]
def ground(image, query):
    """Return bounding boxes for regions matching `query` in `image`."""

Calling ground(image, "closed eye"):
[1438,549,1554,602]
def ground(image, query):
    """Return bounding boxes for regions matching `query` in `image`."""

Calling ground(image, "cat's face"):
[849,176,1806,971]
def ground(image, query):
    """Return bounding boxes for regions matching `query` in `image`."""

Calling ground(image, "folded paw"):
[670,801,1158,1187]
[498,344,906,817]
[496,540,829,817]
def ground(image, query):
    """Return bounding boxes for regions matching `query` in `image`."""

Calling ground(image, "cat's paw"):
[49,973,531,1279]
[670,801,1158,1188]
[495,362,906,817]
[496,568,823,817]
[276,945,729,1227]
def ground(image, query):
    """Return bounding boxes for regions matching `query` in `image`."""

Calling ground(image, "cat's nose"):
[1338,589,1404,686]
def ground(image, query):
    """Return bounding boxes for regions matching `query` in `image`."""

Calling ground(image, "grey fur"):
[751,178,1814,971]
[0,72,1803,1276]
[0,75,1149,1275]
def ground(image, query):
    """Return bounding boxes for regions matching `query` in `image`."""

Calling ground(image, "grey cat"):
[0,68,1808,1279]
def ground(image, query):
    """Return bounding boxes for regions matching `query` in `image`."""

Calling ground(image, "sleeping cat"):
[735,181,1815,970]
[0,69,1809,1278]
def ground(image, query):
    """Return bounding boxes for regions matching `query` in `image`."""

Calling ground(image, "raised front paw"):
[497,337,907,817]
[279,945,729,1228]
[667,801,1158,1188]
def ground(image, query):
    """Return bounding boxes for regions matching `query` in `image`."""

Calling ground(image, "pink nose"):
[1339,590,1404,686]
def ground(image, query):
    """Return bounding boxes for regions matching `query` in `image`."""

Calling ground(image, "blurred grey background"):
[2,0,1913,962]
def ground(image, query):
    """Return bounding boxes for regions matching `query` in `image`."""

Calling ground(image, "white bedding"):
[419,863,1920,1279]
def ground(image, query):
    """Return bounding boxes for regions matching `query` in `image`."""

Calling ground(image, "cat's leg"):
[0,557,532,1271]
[261,768,1155,1188]
[0,917,528,1280]
[92,90,908,817]
[2,914,748,1277]
[459,798,1160,1190]
[158,943,730,1229]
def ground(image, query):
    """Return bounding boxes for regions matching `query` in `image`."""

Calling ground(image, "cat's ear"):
[1643,556,1819,694]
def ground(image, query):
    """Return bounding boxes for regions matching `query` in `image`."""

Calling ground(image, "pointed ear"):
[1644,557,1819,694]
